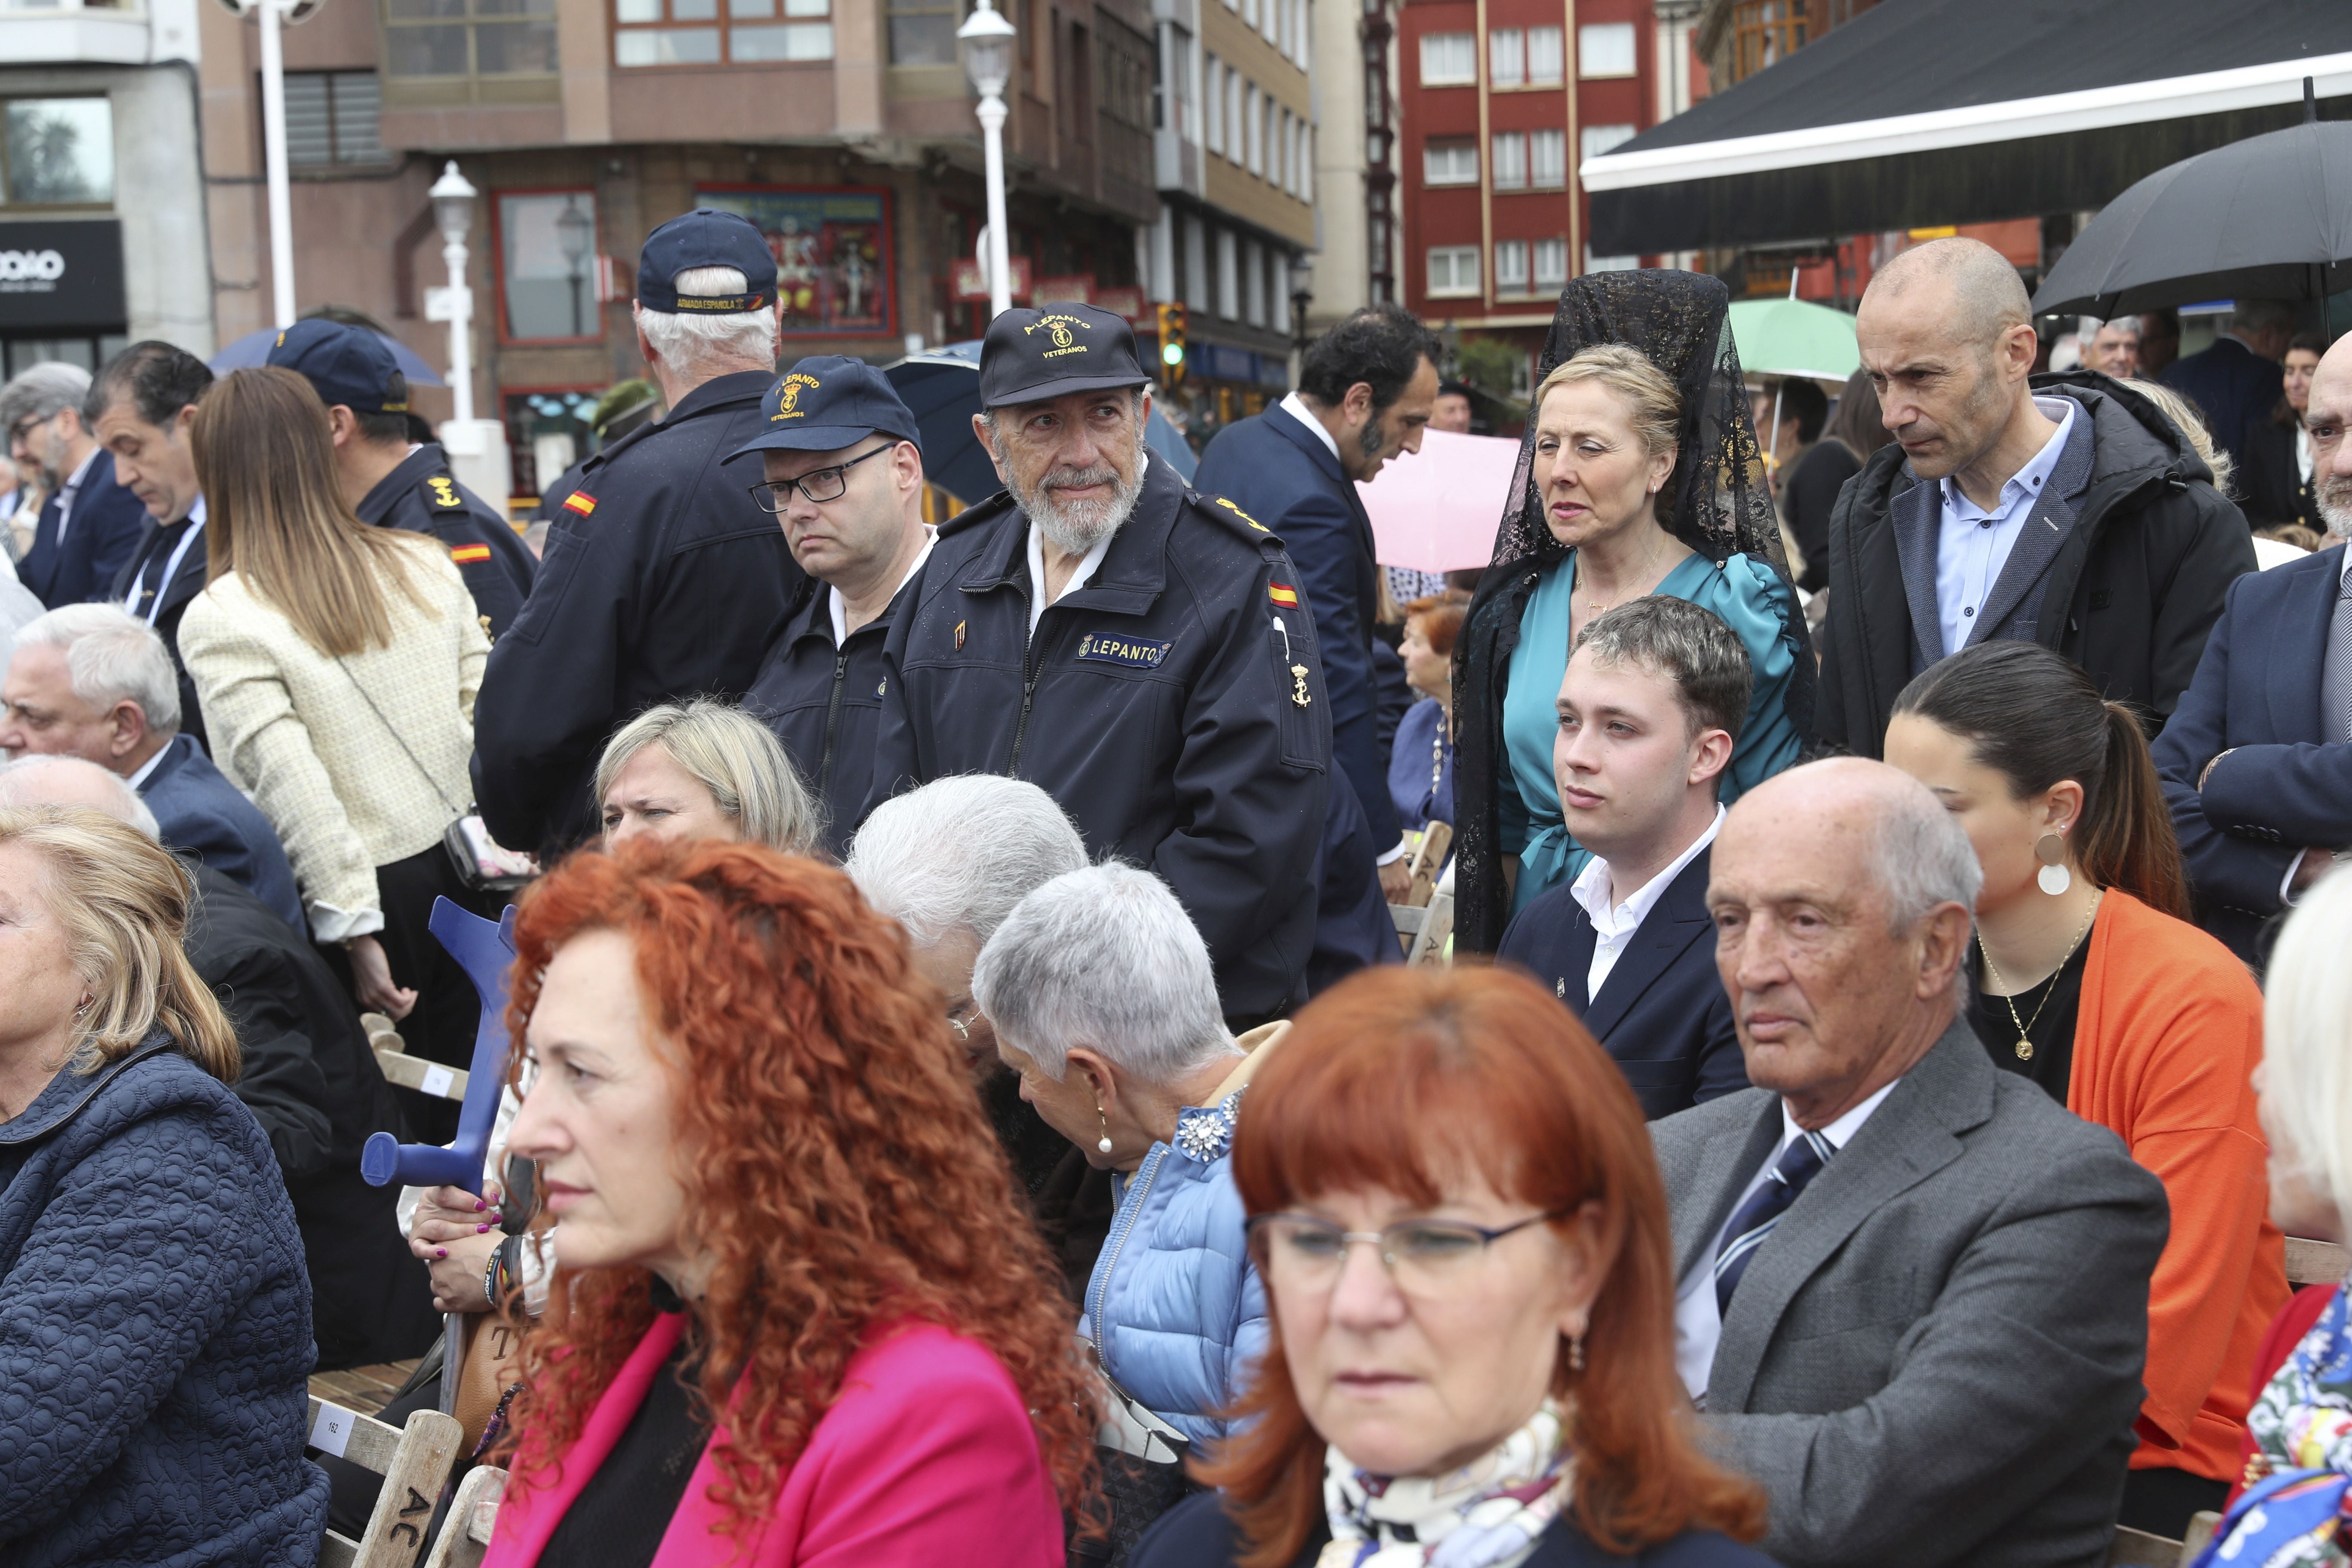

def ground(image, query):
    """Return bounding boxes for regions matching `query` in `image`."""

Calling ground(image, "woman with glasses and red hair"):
[1131,965,1776,1568]
[476,839,1097,1568]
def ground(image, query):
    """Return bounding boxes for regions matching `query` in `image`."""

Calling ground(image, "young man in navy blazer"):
[1498,594,1749,1117]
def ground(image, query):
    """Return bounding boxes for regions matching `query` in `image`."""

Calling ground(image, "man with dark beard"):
[2156,330,2352,969]
[864,303,1332,1026]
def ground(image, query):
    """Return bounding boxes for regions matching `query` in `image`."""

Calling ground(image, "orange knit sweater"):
[2072,890,2288,1482]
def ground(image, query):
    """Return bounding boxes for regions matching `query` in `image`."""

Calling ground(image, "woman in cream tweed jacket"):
[178,368,493,1084]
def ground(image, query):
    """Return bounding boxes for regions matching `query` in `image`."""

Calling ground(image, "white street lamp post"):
[425,160,512,503]
[959,0,1017,320]
[256,0,297,327]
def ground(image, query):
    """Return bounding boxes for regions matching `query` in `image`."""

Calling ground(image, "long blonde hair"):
[0,806,239,1081]
[190,366,439,658]
[2130,377,2236,496]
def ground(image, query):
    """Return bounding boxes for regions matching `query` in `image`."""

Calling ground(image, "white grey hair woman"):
[594,697,820,854]
[846,774,1089,1255]
[973,861,1276,1443]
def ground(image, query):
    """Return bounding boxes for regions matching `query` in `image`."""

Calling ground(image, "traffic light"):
[1156,302,1188,389]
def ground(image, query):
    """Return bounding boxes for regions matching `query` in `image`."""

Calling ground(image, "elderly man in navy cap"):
[266,318,535,636]
[473,208,805,852]
[729,357,932,852]
[865,304,1333,1025]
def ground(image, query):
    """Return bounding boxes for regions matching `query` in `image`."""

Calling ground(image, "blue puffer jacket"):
[1087,1036,1278,1448]
[0,1037,328,1567]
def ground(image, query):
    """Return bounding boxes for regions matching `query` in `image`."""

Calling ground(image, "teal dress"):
[1499,550,1802,916]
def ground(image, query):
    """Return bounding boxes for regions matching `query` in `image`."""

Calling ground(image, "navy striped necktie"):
[1714,1128,1836,1316]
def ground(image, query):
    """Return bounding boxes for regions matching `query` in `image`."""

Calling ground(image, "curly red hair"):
[1198,964,1765,1566]
[490,839,1096,1537]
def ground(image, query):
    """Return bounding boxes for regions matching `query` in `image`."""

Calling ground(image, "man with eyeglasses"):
[867,303,1333,1028]
[473,209,804,853]
[728,358,932,852]
[0,360,150,612]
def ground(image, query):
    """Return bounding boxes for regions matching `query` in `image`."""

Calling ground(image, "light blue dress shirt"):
[1933,397,2075,658]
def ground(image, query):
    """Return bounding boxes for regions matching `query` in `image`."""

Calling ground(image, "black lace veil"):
[1452,269,1806,954]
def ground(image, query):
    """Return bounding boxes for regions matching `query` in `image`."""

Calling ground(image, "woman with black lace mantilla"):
[1452,270,1813,955]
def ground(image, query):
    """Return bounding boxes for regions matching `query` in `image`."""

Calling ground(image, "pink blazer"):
[481,1314,1065,1568]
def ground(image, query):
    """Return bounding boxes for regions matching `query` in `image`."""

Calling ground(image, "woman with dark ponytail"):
[1886,640,2285,1540]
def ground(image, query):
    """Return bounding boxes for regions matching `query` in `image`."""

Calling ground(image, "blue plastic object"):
[359,899,519,1192]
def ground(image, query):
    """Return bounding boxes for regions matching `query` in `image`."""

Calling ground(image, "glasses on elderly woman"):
[1246,1210,1570,1298]
[946,1000,984,1043]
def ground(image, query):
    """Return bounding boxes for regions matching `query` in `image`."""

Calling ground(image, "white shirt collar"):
[1026,518,1114,635]
[827,526,935,648]
[1570,803,1725,937]
[125,740,171,792]
[1779,1077,1900,1160]
[1941,397,2075,524]
[182,493,206,529]
[1278,391,1342,462]
[64,444,101,493]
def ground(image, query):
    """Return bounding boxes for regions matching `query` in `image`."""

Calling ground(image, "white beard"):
[1018,462,1143,556]
[2319,476,2352,541]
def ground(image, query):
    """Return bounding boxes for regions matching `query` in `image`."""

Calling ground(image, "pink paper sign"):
[1355,428,1523,573]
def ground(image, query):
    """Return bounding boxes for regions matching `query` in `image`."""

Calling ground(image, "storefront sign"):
[0,218,124,331]
[952,255,1032,302]
[696,187,896,337]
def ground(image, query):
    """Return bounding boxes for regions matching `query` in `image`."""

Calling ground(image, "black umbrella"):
[2033,83,2352,318]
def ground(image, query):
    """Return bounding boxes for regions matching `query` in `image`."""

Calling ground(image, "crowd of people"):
[3,202,2352,1568]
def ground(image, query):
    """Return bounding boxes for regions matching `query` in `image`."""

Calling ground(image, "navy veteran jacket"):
[747,571,912,857]
[474,371,803,853]
[864,457,1332,1020]
[354,442,536,637]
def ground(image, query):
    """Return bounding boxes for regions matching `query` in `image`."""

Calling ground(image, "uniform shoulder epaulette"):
[936,487,1019,538]
[1188,490,1280,546]
[421,470,470,512]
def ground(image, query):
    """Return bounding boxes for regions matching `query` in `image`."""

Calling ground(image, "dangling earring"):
[1568,1332,1586,1374]
[1096,1106,1114,1157]
[2035,832,2072,896]
[73,995,92,1020]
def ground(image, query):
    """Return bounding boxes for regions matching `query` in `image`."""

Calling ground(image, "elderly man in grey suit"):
[1656,757,2168,1568]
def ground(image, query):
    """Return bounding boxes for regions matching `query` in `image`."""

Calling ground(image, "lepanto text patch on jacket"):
[1076,632,1173,669]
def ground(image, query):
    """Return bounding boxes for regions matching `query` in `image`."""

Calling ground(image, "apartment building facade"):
[1393,0,1668,385]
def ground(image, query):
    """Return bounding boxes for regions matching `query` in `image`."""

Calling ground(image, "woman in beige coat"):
[180,367,492,1102]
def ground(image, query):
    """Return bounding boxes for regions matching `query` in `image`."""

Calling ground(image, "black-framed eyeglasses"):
[746,442,896,512]
[1245,1209,1573,1297]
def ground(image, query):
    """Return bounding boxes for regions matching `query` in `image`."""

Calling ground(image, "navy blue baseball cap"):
[265,319,408,416]
[724,355,922,463]
[636,208,777,315]
[979,303,1151,408]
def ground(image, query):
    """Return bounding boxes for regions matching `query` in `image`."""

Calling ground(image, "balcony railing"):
[0,0,151,68]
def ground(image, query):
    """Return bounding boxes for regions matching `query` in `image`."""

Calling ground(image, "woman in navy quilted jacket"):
[0,803,328,1566]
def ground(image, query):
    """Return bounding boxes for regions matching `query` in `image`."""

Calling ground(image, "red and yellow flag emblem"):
[450,544,492,564]
[562,492,596,516]
[1268,583,1300,608]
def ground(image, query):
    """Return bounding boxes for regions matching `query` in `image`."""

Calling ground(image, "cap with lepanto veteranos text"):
[979,303,1152,409]
[264,319,409,416]
[635,208,778,315]
[724,355,923,463]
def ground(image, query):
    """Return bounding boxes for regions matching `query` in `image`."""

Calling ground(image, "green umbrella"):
[1727,297,1860,381]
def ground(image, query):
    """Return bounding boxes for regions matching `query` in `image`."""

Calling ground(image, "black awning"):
[1585,0,2352,255]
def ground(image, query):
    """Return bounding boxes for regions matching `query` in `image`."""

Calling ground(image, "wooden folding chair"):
[2103,1524,2183,1568]
[306,1399,463,1568]
[365,1015,470,1104]
[2287,1236,2350,1287]
[1405,889,1454,966]
[1402,822,1452,909]
[2180,1512,2222,1563]
[421,1464,508,1568]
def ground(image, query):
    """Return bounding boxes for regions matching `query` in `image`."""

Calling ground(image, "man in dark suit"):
[2154,330,2352,968]
[0,754,437,1372]
[0,603,303,932]
[0,361,149,610]
[90,342,215,749]
[2160,297,2295,471]
[1656,758,2167,1568]
[1498,596,1747,1116]
[1194,304,1440,906]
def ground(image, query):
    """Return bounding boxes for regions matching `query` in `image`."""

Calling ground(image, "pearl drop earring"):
[1096,1105,1114,1156]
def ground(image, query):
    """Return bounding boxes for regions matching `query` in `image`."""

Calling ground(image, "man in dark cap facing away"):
[266,318,536,637]
[732,357,934,852]
[472,208,804,852]
[865,304,1333,1025]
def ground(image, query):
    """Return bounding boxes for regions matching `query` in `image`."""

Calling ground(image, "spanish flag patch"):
[562,492,596,516]
[450,544,493,564]
[1268,583,1300,607]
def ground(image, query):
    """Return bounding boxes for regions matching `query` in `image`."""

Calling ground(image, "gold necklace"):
[1976,889,2102,1062]
[1573,530,1668,619]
